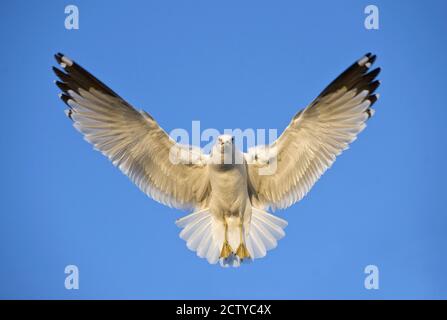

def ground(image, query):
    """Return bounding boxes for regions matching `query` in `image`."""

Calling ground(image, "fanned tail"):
[246,207,288,259]
[175,208,221,265]
[176,207,288,267]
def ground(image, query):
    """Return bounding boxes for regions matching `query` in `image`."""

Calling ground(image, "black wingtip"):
[55,80,69,93]
[59,93,72,107]
[358,53,376,68]
[368,94,380,107]
[52,65,61,73]
[52,66,66,79]
[65,108,74,120]
[54,53,63,64]
[369,80,381,94]
[369,67,381,77]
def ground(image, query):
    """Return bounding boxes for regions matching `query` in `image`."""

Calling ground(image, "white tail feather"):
[176,209,220,264]
[176,207,287,266]
[246,207,288,259]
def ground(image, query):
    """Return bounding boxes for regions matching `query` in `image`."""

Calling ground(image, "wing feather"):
[53,53,210,210]
[246,53,381,211]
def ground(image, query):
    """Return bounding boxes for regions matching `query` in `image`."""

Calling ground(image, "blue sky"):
[0,0,446,299]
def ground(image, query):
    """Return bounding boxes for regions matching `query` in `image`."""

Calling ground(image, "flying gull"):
[53,53,380,267]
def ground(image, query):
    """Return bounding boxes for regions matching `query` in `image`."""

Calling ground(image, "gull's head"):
[211,134,244,165]
[213,134,235,155]
[217,134,234,147]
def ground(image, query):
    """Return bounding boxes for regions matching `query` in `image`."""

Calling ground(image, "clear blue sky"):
[1,0,446,299]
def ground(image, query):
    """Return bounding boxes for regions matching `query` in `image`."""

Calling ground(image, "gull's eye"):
[231,137,234,142]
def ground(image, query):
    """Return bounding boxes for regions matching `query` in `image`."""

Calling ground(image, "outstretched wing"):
[53,53,210,210]
[246,53,381,211]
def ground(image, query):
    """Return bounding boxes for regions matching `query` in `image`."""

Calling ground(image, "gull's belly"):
[209,165,249,217]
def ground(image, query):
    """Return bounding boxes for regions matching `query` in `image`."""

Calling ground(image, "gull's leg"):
[236,217,251,260]
[220,217,233,259]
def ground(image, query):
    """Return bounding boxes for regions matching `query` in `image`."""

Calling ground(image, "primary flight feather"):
[53,53,380,267]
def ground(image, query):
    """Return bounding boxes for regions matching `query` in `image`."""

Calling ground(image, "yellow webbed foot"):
[236,243,251,260]
[220,240,233,259]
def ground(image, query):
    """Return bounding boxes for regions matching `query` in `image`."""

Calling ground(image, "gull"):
[53,53,380,267]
